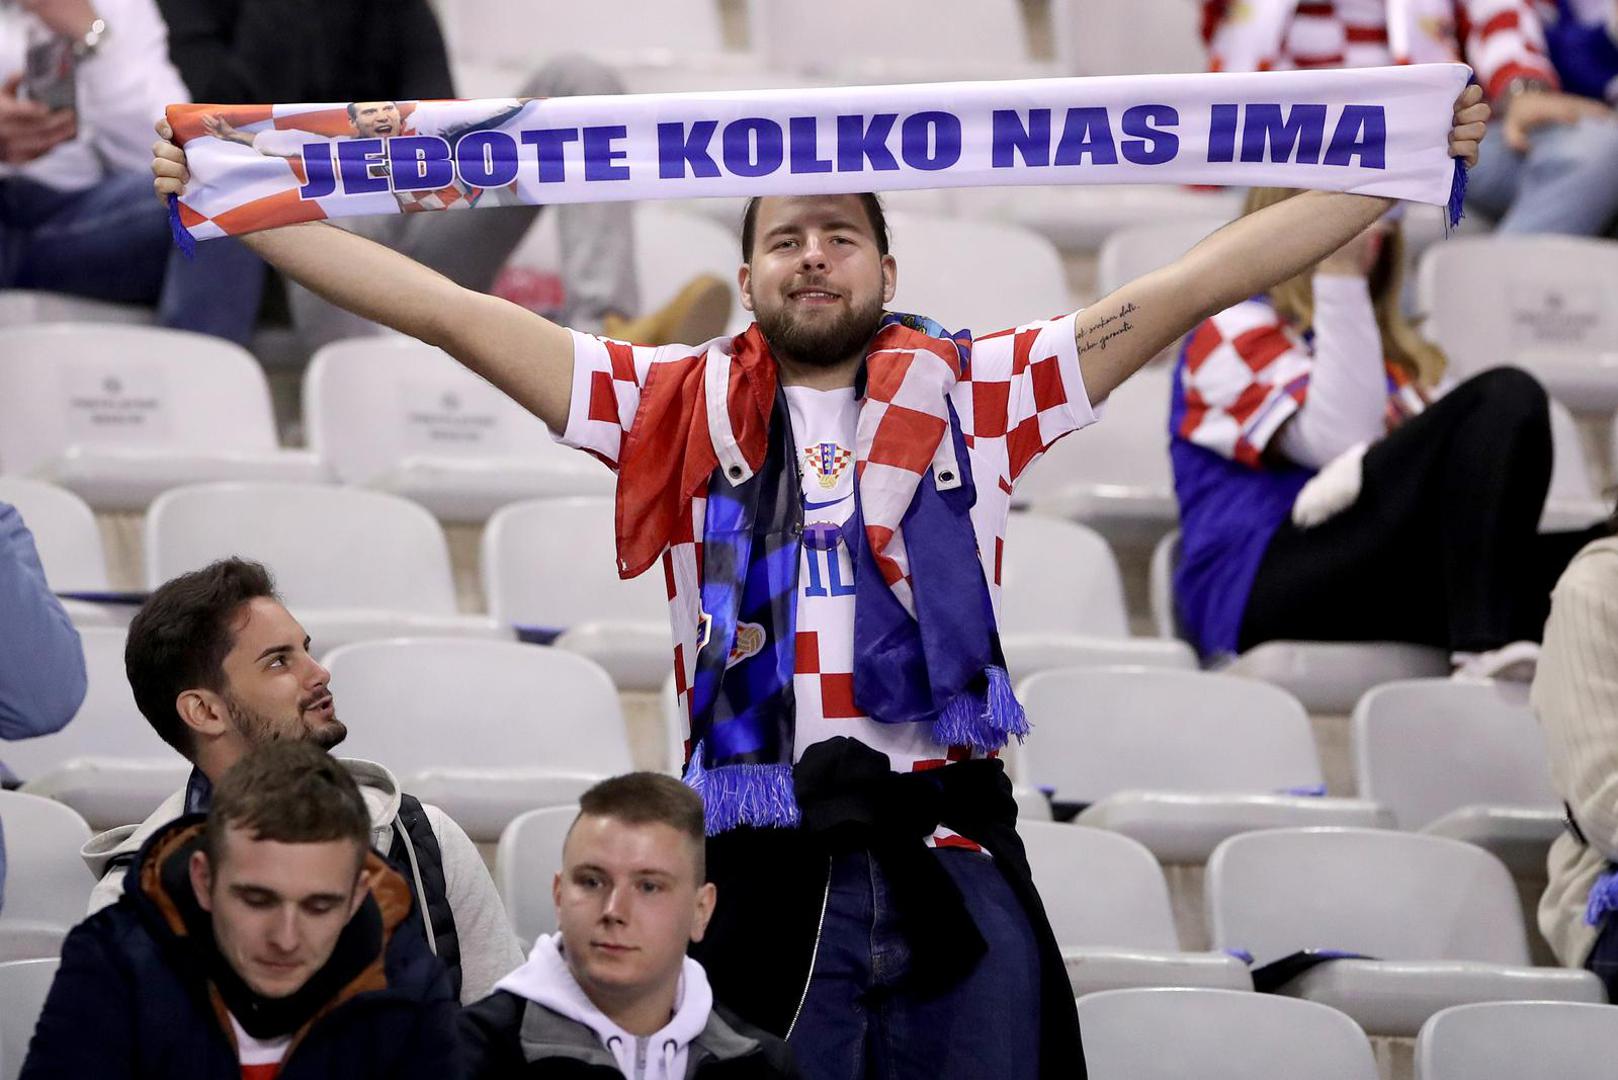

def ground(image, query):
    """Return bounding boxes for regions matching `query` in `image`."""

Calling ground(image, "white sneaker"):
[1451,641,1541,682]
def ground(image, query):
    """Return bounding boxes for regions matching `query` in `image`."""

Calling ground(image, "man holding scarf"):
[151,83,1488,1079]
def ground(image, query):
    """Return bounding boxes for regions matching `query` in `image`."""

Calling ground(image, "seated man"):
[21,740,459,1078]
[460,773,799,1079]
[82,556,523,1004]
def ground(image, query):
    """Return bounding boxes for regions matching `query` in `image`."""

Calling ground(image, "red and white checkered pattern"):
[560,312,1095,764]
[1178,299,1433,464]
[1204,0,1557,100]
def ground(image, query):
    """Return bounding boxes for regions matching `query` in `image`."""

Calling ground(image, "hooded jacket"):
[81,757,523,1004]
[20,816,460,1080]
[459,934,799,1079]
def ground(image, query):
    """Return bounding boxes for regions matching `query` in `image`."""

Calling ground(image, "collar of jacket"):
[516,1000,763,1069]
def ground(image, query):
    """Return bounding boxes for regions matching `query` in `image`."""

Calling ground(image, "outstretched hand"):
[150,117,189,205]
[1449,83,1490,167]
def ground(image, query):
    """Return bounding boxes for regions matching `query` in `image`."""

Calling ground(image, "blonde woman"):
[1169,187,1608,675]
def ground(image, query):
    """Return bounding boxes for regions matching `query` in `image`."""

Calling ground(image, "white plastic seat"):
[1096,218,1232,300]
[0,926,65,965]
[1416,1001,1618,1080]
[881,213,1073,337]
[1542,398,1608,530]
[0,793,92,934]
[5,627,188,830]
[748,0,1051,84]
[0,958,60,1080]
[0,476,126,628]
[1077,987,1379,1080]
[495,805,580,949]
[951,185,1244,256]
[1353,678,1562,875]
[483,498,672,691]
[1054,0,1209,76]
[997,514,1196,681]
[1206,827,1606,1036]
[1150,530,1452,712]
[304,337,611,522]
[145,482,503,650]
[324,639,630,841]
[1013,368,1182,548]
[1417,236,1618,414]
[1016,667,1387,862]
[0,289,152,326]
[0,325,325,510]
[1019,822,1251,995]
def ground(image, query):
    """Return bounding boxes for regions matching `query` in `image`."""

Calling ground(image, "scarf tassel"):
[683,741,801,836]
[929,665,1028,752]
[1586,866,1618,927]
[1445,157,1468,232]
[168,195,197,260]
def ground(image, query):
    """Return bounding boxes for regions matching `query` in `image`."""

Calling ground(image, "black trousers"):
[1239,368,1609,654]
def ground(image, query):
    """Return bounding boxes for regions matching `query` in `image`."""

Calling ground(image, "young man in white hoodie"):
[80,556,523,1005]
[459,773,800,1079]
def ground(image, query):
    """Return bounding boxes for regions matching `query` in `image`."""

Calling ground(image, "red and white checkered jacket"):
[1201,0,1559,100]
[557,315,1098,746]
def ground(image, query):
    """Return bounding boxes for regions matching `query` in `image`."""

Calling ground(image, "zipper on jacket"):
[785,856,833,1040]
[635,1034,649,1078]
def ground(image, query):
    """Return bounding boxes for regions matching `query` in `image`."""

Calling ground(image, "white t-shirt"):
[229,1013,291,1080]
[785,385,987,850]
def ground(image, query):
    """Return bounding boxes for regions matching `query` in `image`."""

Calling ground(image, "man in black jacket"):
[460,773,799,1078]
[20,740,460,1079]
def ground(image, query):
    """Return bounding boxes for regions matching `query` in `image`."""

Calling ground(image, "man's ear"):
[177,689,229,744]
[349,861,375,918]
[689,881,717,943]
[552,870,563,914]
[189,849,215,913]
[880,253,897,305]
[737,264,754,313]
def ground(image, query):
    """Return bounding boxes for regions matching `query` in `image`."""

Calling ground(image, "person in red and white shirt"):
[151,88,1490,1080]
[1203,0,1618,233]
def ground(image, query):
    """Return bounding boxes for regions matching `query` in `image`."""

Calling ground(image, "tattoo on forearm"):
[1076,301,1139,356]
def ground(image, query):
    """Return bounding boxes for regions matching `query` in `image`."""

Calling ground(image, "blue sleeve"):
[0,503,87,740]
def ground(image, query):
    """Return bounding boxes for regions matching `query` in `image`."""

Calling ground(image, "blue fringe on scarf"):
[929,665,1028,752]
[683,740,801,836]
[167,194,197,260]
[1445,157,1468,232]
[1586,866,1618,927]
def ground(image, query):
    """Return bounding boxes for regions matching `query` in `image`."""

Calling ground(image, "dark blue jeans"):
[0,172,264,345]
[787,848,1041,1080]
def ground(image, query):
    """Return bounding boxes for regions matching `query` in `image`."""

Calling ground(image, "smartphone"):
[22,33,76,112]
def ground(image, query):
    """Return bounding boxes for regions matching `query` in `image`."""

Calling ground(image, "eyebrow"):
[570,863,677,880]
[230,883,347,905]
[254,636,310,663]
[762,217,865,240]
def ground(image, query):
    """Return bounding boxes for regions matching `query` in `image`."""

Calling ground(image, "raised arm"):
[1073,85,1490,403]
[151,121,576,433]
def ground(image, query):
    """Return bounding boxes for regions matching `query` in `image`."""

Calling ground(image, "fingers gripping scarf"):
[616,314,1024,833]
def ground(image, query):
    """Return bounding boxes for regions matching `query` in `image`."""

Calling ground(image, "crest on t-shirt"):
[803,442,853,490]
[727,621,766,666]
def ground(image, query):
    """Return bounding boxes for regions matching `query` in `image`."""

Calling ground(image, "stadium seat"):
[1096,217,1231,300]
[881,212,1074,335]
[0,793,92,935]
[1417,236,1618,415]
[1206,827,1605,1036]
[951,184,1244,257]
[1149,530,1452,712]
[1353,679,1562,875]
[303,337,611,522]
[1054,0,1209,76]
[0,476,125,628]
[495,805,579,949]
[997,513,1196,680]
[1019,821,1251,995]
[483,497,672,691]
[0,325,324,511]
[0,926,64,966]
[145,482,505,650]
[1543,398,1608,531]
[0,288,152,327]
[1012,368,1182,550]
[0,958,60,1080]
[1416,1001,1618,1080]
[323,639,630,842]
[748,0,1052,84]
[1015,667,1387,862]
[1077,987,1379,1080]
[4,627,188,831]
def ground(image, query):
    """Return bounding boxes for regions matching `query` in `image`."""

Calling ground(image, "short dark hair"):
[739,193,890,262]
[574,772,707,879]
[126,558,278,757]
[203,740,370,872]
[345,100,397,122]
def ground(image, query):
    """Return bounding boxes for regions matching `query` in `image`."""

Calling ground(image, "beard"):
[225,693,347,751]
[755,290,884,369]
